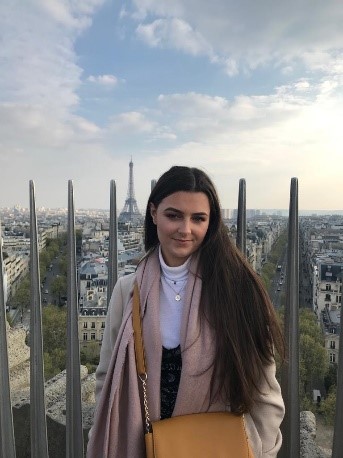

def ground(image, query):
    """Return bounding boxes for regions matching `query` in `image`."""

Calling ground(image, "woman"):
[87,166,285,457]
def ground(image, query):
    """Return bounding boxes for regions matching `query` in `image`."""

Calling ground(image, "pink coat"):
[87,249,285,457]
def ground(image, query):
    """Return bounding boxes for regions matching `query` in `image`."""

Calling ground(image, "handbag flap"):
[147,412,253,458]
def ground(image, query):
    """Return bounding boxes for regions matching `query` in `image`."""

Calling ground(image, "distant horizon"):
[2,206,343,216]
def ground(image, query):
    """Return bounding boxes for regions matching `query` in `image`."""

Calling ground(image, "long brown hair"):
[145,166,284,413]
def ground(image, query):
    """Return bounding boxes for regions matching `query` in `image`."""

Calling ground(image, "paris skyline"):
[0,1,342,211]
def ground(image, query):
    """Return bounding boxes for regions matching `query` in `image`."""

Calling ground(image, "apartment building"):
[78,259,108,345]
[313,258,342,365]
[79,307,106,345]
[3,254,29,302]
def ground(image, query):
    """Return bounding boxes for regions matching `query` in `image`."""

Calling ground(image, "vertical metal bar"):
[332,310,343,455]
[107,180,118,307]
[29,181,49,458]
[0,218,16,458]
[280,178,299,458]
[66,180,84,458]
[236,178,246,256]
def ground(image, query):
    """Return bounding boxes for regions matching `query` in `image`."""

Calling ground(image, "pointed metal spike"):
[29,180,49,457]
[66,180,84,458]
[280,177,300,458]
[236,178,246,256]
[107,180,118,307]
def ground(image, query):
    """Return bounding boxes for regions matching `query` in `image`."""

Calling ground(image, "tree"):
[80,341,101,374]
[324,363,338,393]
[298,309,328,396]
[11,276,30,309]
[299,333,327,395]
[45,238,60,257]
[42,305,67,349]
[277,307,328,402]
[50,275,67,305]
[59,255,67,277]
[299,308,323,342]
[261,262,276,290]
[39,250,52,269]
[42,305,67,379]
[44,348,67,380]
[319,387,336,426]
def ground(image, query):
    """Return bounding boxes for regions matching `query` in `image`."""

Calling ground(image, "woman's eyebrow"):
[163,207,209,216]
[163,207,183,213]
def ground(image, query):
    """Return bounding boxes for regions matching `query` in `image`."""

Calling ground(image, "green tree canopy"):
[299,308,324,342]
[277,306,328,400]
[299,333,328,395]
[59,255,67,277]
[42,305,67,379]
[80,341,101,374]
[50,275,67,302]
[319,387,336,426]
[10,276,30,309]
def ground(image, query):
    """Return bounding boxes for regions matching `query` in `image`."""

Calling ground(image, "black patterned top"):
[160,345,182,419]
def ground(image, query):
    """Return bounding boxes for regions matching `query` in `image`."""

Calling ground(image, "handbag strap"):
[132,282,146,376]
[132,282,151,433]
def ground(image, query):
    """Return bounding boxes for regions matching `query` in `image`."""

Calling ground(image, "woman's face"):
[150,191,210,267]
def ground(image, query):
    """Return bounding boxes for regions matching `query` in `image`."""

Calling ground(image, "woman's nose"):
[178,218,191,234]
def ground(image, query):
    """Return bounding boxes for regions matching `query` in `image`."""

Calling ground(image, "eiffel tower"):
[119,158,143,224]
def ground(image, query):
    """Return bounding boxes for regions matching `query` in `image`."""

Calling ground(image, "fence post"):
[236,178,246,256]
[0,218,16,458]
[280,178,300,458]
[29,181,49,458]
[66,180,84,458]
[107,180,118,307]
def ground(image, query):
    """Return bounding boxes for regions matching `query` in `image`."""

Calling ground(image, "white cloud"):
[0,0,105,116]
[109,111,157,133]
[87,74,119,86]
[0,103,102,152]
[38,0,105,30]
[0,1,105,133]
[107,111,177,143]
[152,78,342,209]
[294,80,310,91]
[128,0,343,75]
[130,0,185,21]
[136,18,212,56]
[0,0,107,208]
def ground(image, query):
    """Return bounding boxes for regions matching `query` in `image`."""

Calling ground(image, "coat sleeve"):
[94,273,135,403]
[245,360,285,457]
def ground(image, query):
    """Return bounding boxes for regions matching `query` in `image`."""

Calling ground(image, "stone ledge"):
[300,411,332,458]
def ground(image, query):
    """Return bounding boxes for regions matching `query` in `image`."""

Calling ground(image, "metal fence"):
[1,179,342,457]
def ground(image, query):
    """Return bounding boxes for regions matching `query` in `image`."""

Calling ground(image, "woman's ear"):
[150,203,157,224]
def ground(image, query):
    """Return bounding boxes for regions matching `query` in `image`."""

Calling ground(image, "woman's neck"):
[158,245,190,281]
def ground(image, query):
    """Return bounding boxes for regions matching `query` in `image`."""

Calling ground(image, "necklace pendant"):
[175,294,181,301]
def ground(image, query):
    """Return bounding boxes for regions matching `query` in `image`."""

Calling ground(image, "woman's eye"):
[166,213,180,219]
[193,216,205,222]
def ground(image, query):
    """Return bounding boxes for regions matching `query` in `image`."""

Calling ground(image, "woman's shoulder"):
[107,272,137,319]
[115,272,136,294]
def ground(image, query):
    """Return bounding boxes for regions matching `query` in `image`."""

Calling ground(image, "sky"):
[0,0,342,212]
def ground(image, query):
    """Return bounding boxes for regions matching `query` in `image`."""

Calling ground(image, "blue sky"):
[0,0,342,211]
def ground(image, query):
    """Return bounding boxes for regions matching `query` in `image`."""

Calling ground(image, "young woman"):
[87,166,285,458]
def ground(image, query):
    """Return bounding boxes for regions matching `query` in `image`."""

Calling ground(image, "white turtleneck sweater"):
[159,246,190,349]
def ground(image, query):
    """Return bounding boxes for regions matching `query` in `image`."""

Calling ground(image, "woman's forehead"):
[158,191,210,212]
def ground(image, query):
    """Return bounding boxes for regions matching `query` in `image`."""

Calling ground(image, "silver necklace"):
[161,275,187,301]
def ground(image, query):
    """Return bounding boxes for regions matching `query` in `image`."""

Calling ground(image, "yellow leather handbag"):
[132,283,254,458]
